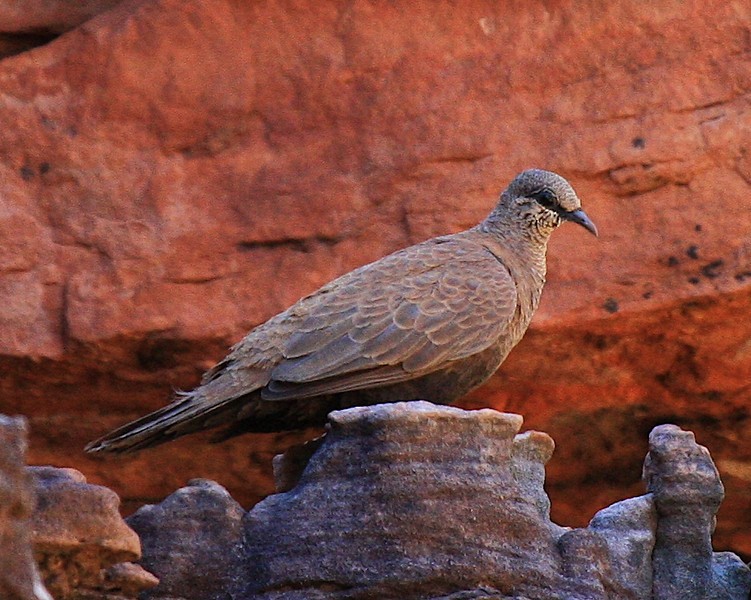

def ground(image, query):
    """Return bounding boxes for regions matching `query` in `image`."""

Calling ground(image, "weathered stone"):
[510,431,557,530]
[118,405,750,599]
[644,424,751,599]
[237,402,670,599]
[587,495,657,599]
[29,466,155,599]
[126,478,244,600]
[557,529,622,598]
[0,416,52,600]
[711,552,751,600]
[238,402,572,599]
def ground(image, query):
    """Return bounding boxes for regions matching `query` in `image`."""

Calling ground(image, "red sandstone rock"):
[0,1,121,34]
[0,0,747,559]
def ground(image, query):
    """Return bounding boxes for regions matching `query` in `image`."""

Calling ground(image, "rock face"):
[29,466,157,599]
[0,0,749,558]
[125,403,750,599]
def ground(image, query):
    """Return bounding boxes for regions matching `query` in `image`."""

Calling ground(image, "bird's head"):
[492,169,598,240]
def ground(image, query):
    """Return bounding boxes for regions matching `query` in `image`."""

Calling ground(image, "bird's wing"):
[262,238,518,400]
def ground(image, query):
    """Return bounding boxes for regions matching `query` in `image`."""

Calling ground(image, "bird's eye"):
[530,188,557,210]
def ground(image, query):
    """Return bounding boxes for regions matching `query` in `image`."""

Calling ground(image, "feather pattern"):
[262,238,518,400]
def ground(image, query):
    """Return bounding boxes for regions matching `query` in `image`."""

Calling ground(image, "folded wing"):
[263,239,518,400]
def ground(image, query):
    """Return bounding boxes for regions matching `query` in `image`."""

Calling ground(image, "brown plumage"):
[86,169,597,453]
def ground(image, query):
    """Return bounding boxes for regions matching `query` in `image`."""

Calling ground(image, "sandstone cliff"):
[0,0,748,558]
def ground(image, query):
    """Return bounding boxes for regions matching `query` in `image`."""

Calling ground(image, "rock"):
[711,553,751,600]
[115,404,750,599]
[644,425,751,599]
[0,0,122,34]
[239,402,572,598]
[0,0,747,559]
[234,403,658,599]
[29,466,156,599]
[126,479,244,600]
[510,431,557,531]
[587,495,656,599]
[0,416,52,600]
[240,405,751,599]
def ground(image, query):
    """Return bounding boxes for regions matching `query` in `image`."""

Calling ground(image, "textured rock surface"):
[0,417,51,600]
[252,407,748,599]
[644,425,751,599]
[0,406,745,599]
[240,402,572,599]
[0,0,748,557]
[586,496,656,599]
[0,1,121,34]
[126,479,244,600]
[127,403,749,599]
[29,466,157,599]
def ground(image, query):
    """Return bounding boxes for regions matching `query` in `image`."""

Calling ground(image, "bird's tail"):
[84,389,247,454]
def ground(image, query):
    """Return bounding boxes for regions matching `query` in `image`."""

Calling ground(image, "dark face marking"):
[528,188,557,211]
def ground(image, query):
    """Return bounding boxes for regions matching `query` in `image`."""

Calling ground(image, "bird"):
[86,169,597,454]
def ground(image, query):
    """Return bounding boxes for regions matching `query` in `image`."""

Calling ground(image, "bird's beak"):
[563,208,598,237]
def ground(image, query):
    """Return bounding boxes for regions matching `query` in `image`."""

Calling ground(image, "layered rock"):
[240,403,570,599]
[644,426,751,599]
[127,403,751,600]
[1,405,747,598]
[126,479,244,600]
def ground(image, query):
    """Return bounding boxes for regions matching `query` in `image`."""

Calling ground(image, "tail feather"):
[84,391,248,454]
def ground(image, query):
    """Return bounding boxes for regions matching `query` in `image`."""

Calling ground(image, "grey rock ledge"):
[129,401,751,600]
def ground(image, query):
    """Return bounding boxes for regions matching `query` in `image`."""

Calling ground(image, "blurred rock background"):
[0,0,748,559]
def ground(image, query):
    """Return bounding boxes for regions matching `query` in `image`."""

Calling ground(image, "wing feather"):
[262,238,518,401]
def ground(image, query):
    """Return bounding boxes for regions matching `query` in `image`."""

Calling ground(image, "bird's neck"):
[477,215,550,271]
[473,217,550,309]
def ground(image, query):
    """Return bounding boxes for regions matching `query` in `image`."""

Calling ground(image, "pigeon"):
[86,169,597,453]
